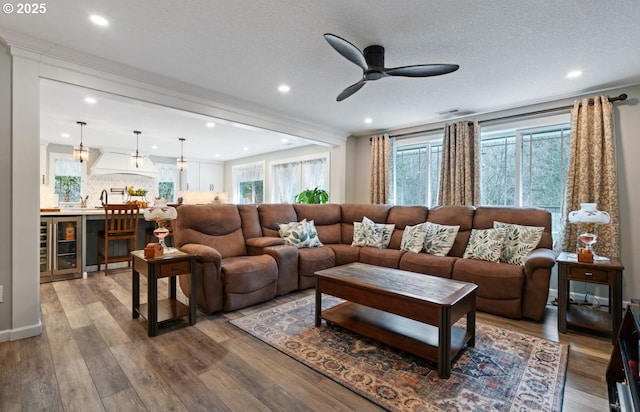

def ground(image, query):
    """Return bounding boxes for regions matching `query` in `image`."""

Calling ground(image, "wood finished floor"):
[0,268,612,411]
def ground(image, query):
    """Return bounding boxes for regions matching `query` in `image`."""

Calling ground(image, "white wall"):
[347,85,640,301]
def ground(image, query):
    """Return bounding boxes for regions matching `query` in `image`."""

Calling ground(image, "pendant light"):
[73,121,89,162]
[177,137,188,171]
[131,130,144,168]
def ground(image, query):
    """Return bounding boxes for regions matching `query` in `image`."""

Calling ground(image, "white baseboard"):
[0,320,42,342]
[548,288,616,307]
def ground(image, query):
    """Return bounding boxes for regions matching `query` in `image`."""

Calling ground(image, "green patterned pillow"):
[424,222,459,256]
[401,222,427,253]
[278,219,323,248]
[493,221,543,265]
[351,218,383,247]
[463,228,507,262]
[363,216,395,248]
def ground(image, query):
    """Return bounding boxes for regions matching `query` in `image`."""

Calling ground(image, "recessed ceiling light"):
[215,154,221,158]
[151,145,158,150]
[281,138,289,143]
[61,133,70,138]
[206,122,215,128]
[278,84,290,93]
[566,70,582,79]
[84,97,97,104]
[364,118,373,124]
[89,15,109,27]
[243,147,249,151]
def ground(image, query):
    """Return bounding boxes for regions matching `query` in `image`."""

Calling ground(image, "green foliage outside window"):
[158,181,174,202]
[55,176,81,202]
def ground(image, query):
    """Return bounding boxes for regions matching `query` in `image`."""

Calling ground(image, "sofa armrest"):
[179,243,222,266]
[523,248,556,275]
[246,236,285,255]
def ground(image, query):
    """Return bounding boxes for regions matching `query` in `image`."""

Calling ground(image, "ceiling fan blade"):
[323,33,368,72]
[385,64,459,77]
[337,79,366,101]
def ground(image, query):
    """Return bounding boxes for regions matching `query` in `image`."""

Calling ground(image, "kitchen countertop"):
[41,208,107,216]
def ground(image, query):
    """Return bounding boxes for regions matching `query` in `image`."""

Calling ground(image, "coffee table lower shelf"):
[321,301,471,364]
[136,298,190,324]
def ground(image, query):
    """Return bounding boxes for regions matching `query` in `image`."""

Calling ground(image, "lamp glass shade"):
[177,157,188,171]
[73,146,89,162]
[568,203,610,224]
[130,152,144,168]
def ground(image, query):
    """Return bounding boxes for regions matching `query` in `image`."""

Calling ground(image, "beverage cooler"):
[40,216,83,283]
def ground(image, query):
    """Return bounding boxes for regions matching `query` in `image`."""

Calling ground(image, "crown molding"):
[0,29,349,147]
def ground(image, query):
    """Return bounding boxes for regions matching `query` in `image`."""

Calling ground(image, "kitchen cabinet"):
[40,216,83,283]
[185,161,224,191]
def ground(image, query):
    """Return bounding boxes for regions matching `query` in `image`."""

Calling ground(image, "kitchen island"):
[40,207,156,278]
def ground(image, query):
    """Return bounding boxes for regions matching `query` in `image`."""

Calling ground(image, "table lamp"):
[143,198,178,254]
[568,203,610,262]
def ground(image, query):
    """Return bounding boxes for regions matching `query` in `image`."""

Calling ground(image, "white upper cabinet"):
[186,161,224,191]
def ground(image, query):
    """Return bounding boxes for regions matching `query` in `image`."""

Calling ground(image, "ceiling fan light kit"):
[323,33,459,101]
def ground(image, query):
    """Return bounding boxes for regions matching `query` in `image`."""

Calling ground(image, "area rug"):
[230,295,568,411]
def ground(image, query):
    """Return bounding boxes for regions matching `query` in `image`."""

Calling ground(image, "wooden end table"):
[557,251,624,343]
[131,250,197,337]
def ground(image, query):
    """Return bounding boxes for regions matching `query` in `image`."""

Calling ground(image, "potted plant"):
[56,176,80,202]
[295,187,329,204]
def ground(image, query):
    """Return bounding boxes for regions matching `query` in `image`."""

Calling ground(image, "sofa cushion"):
[453,258,524,318]
[325,243,360,266]
[493,221,544,266]
[387,206,429,249]
[463,228,506,262]
[399,252,457,279]
[278,219,323,248]
[424,222,459,256]
[221,255,278,294]
[359,247,404,269]
[400,222,427,253]
[473,206,552,250]
[297,247,336,289]
[294,203,342,244]
[340,204,392,245]
[426,205,475,257]
[258,204,297,237]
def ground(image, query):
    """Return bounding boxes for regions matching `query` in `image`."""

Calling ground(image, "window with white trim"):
[49,153,84,203]
[232,161,265,204]
[394,140,442,207]
[270,154,329,203]
[157,164,177,202]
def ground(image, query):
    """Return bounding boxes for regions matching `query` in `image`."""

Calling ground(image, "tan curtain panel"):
[561,95,619,258]
[438,120,480,206]
[370,134,393,204]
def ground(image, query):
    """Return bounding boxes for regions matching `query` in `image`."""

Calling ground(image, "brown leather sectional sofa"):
[174,203,555,321]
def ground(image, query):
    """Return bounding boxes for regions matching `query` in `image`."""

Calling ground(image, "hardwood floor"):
[0,269,612,411]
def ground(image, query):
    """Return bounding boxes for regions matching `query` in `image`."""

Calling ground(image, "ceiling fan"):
[323,33,459,101]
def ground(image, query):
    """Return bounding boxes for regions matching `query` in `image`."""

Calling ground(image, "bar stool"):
[97,204,140,276]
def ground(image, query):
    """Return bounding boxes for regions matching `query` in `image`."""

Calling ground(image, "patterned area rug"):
[231,295,568,411]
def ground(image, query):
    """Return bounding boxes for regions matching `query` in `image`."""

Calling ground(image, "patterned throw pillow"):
[462,228,507,262]
[351,217,383,247]
[401,222,427,253]
[278,219,323,248]
[424,222,459,256]
[493,221,544,265]
[363,216,395,248]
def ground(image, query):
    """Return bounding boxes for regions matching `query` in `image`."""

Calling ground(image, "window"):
[157,164,177,202]
[394,118,570,225]
[50,154,83,203]
[270,154,329,203]
[480,124,571,235]
[232,161,264,204]
[395,141,442,207]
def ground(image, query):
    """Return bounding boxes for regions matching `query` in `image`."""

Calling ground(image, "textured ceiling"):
[1,0,639,159]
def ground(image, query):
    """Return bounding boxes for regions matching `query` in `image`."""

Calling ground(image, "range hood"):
[90,152,159,178]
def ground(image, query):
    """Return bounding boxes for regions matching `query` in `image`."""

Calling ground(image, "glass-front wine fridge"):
[40,216,82,283]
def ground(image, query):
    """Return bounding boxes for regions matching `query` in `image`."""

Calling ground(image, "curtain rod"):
[385,93,628,140]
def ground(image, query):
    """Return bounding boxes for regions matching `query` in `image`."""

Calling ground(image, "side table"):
[131,250,197,337]
[557,251,624,343]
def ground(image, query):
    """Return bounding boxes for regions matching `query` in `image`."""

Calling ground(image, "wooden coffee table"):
[315,262,477,378]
